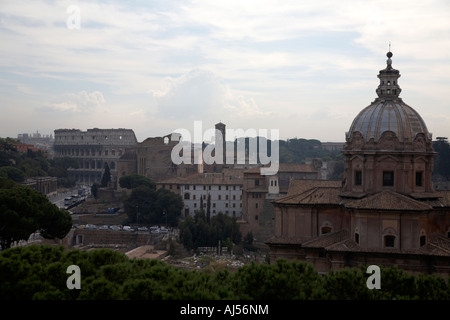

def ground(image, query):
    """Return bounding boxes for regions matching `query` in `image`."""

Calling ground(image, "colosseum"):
[53,128,138,185]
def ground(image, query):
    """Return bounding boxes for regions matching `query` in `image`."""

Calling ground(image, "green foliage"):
[0,245,449,300]
[0,166,25,182]
[179,211,241,251]
[91,182,99,199]
[243,232,257,251]
[433,139,450,179]
[100,162,111,187]
[0,184,72,250]
[119,174,156,190]
[0,138,79,187]
[278,138,342,164]
[124,186,183,226]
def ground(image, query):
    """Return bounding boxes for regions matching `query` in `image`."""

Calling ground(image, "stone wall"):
[70,229,161,248]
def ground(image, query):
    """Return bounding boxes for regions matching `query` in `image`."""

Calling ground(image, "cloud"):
[41,90,105,113]
[148,69,268,121]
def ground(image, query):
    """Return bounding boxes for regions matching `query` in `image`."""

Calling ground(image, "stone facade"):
[240,163,322,242]
[54,128,138,185]
[21,176,58,196]
[116,132,199,185]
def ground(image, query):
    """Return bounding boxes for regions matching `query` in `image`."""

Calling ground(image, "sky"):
[1,0,450,143]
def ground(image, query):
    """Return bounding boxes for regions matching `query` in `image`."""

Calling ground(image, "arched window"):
[184,193,190,200]
[320,221,333,235]
[321,226,332,234]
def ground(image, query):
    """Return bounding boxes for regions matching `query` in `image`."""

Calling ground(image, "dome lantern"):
[375,51,402,100]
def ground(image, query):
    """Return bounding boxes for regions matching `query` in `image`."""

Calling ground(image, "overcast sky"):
[1,0,450,142]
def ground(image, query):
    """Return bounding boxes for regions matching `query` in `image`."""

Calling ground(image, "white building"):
[157,169,244,218]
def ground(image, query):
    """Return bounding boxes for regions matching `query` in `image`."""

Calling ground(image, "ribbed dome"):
[347,100,431,143]
[346,51,432,144]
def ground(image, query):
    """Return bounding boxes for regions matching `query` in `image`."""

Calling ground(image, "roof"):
[244,163,317,174]
[345,191,433,211]
[274,186,343,206]
[287,179,341,196]
[347,100,431,143]
[157,172,243,186]
[274,180,450,211]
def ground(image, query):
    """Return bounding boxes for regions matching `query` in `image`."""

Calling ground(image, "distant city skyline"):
[1,0,450,142]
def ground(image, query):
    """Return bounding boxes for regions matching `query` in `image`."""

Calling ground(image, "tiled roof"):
[276,187,342,205]
[302,230,351,248]
[345,191,432,211]
[244,163,317,174]
[434,190,450,207]
[286,179,341,196]
[265,236,310,245]
[157,172,243,185]
[277,179,437,211]
[419,234,450,256]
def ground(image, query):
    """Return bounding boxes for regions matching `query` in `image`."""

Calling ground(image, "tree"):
[119,174,156,190]
[0,184,72,250]
[243,232,256,251]
[0,166,25,182]
[433,138,450,179]
[100,162,111,187]
[179,211,241,250]
[124,186,183,226]
[91,182,99,199]
[206,193,211,223]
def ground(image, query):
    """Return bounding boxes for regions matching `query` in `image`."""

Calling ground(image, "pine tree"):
[100,162,111,187]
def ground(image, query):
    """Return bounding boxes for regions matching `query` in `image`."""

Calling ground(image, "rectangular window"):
[416,172,423,187]
[355,171,362,186]
[383,171,394,187]
[384,235,395,247]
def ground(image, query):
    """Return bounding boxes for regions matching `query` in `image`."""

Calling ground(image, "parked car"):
[109,225,120,231]
[123,226,133,232]
[85,224,97,229]
[160,227,169,234]
[99,225,109,230]
[150,227,160,234]
[137,226,148,231]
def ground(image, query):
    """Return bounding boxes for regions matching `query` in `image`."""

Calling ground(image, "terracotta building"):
[267,52,450,278]
[240,163,322,242]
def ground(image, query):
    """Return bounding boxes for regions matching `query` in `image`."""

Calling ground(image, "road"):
[47,186,90,209]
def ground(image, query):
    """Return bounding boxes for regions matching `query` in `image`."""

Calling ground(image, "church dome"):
[347,100,431,143]
[346,51,432,148]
